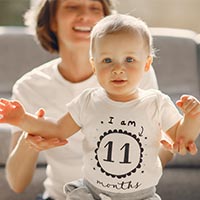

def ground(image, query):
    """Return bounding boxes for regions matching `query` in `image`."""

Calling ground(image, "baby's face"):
[91,31,152,102]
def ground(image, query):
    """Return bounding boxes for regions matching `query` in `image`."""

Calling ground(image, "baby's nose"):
[112,64,125,74]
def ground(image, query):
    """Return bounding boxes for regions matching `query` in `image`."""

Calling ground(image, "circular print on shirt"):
[95,129,143,178]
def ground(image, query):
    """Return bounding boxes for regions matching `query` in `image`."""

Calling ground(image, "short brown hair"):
[24,0,115,53]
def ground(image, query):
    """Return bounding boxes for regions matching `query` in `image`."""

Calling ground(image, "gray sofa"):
[0,26,200,200]
[151,28,200,200]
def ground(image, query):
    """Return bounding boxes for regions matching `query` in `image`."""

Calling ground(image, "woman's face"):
[52,0,105,50]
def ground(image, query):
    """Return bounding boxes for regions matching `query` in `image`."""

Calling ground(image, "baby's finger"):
[176,100,183,109]
[35,108,45,118]
[176,95,191,110]
[180,95,191,101]
[160,140,173,151]
[185,102,199,114]
[189,104,200,116]
[187,142,198,155]
[174,138,187,155]
[0,98,10,105]
[11,100,22,109]
[181,97,195,110]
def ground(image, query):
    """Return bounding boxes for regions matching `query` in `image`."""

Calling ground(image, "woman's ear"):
[90,57,96,73]
[144,56,153,72]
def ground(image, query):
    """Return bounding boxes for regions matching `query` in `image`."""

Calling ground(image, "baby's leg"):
[147,193,161,200]
[64,179,95,200]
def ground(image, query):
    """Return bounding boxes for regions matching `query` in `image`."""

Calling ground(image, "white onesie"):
[67,87,182,194]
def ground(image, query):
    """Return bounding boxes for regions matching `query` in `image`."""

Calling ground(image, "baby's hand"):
[176,95,200,117]
[176,95,200,147]
[0,98,25,126]
[161,138,198,155]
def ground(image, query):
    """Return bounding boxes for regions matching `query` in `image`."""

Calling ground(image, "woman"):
[5,1,166,200]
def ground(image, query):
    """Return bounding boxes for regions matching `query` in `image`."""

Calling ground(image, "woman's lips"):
[73,26,92,32]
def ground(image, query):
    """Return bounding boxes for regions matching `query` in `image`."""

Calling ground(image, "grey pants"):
[64,179,161,200]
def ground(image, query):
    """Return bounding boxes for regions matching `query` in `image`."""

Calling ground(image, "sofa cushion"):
[0,26,57,98]
[157,168,200,200]
[151,28,200,101]
[0,125,11,165]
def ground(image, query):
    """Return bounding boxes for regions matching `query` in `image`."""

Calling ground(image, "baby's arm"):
[0,98,80,139]
[166,95,200,149]
[176,95,200,142]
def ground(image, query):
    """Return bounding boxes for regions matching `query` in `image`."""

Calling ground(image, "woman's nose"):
[77,7,91,21]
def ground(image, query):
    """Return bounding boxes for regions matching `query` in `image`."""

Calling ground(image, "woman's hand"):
[25,108,68,152]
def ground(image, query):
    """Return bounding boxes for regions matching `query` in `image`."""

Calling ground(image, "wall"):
[116,0,200,33]
[0,0,29,26]
[1,0,199,33]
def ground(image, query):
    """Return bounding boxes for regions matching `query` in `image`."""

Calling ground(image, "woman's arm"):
[6,131,39,193]
[6,109,68,193]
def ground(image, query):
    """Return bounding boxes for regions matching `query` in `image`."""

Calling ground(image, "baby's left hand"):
[161,138,198,155]
[176,95,200,117]
[176,95,200,150]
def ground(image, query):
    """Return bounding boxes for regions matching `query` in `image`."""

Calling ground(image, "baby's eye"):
[125,57,134,63]
[103,58,112,63]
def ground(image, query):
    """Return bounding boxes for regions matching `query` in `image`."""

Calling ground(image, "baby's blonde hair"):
[90,14,154,58]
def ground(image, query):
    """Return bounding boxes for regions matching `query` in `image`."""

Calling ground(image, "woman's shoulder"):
[22,58,60,79]
[139,88,170,102]
[13,58,61,87]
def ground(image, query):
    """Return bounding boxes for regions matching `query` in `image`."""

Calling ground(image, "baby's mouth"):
[112,79,127,84]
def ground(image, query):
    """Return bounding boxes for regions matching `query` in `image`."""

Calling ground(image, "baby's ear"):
[145,56,153,72]
[90,57,96,73]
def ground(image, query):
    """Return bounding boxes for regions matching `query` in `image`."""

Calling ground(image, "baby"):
[1,14,200,200]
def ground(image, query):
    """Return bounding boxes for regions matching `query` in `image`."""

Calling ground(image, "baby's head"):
[90,14,154,59]
[89,14,154,101]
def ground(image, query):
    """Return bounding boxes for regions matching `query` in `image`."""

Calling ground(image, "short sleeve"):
[158,92,182,132]
[67,88,93,127]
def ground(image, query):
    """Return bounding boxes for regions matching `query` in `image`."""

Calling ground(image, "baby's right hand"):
[0,98,25,126]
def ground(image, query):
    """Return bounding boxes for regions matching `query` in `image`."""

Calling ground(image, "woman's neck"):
[58,46,93,83]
